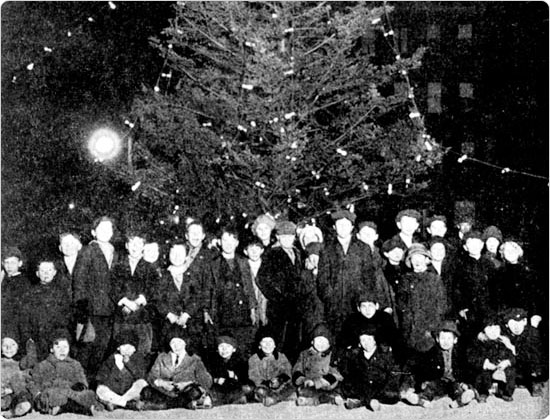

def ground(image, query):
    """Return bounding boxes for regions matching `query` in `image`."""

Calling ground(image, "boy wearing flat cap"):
[482,226,503,270]
[95,330,148,411]
[412,320,475,407]
[391,209,422,250]
[207,334,253,405]
[317,210,376,339]
[396,244,448,354]
[501,308,547,397]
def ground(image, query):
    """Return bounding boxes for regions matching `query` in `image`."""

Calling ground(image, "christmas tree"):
[126,1,443,226]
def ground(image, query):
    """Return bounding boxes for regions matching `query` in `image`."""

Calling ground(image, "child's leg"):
[96,385,127,407]
[122,379,148,403]
[474,371,493,397]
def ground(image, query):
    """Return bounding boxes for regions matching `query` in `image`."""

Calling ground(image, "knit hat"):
[115,330,140,349]
[309,323,332,343]
[275,220,297,235]
[255,325,277,345]
[482,226,503,242]
[381,237,407,254]
[395,209,421,223]
[216,334,238,349]
[251,214,276,232]
[500,307,528,323]
[428,215,447,225]
[405,243,431,267]
[434,319,460,337]
[331,210,356,223]
[463,230,483,242]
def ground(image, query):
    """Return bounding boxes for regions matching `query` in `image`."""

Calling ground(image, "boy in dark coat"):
[467,312,516,402]
[111,232,158,354]
[20,258,72,360]
[381,237,407,300]
[427,238,456,316]
[501,307,547,397]
[28,332,100,416]
[57,232,82,298]
[248,326,293,407]
[95,330,148,411]
[72,216,118,378]
[292,323,343,406]
[412,320,475,407]
[482,225,503,270]
[317,210,375,339]
[389,209,422,250]
[206,334,253,405]
[1,247,31,345]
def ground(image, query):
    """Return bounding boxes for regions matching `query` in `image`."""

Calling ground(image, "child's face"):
[502,244,522,264]
[93,221,114,243]
[464,238,484,256]
[254,223,272,243]
[169,245,187,266]
[437,331,457,351]
[312,336,330,353]
[1,338,18,358]
[37,262,56,284]
[259,337,276,355]
[334,218,354,239]
[359,334,376,353]
[244,244,264,262]
[458,222,472,234]
[384,247,404,264]
[397,216,419,236]
[357,301,378,319]
[429,243,446,262]
[126,237,145,259]
[428,221,447,237]
[118,344,136,361]
[277,234,295,250]
[484,325,501,340]
[507,319,527,336]
[485,237,500,254]
[143,243,160,263]
[59,235,82,257]
[357,226,378,247]
[410,254,429,272]
[2,257,22,276]
[51,339,70,360]
[186,224,205,248]
[221,232,239,255]
[217,342,236,359]
[169,337,187,354]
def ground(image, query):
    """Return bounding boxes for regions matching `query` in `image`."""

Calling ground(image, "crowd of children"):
[0,208,547,417]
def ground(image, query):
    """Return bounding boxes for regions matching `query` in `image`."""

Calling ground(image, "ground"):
[17,384,549,420]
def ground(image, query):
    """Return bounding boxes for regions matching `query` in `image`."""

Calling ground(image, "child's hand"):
[1,386,13,396]
[459,309,469,320]
[483,359,497,370]
[177,312,191,326]
[155,379,174,391]
[497,359,511,369]
[384,307,393,314]
[122,306,132,315]
[167,313,179,324]
[269,378,281,389]
[174,381,193,391]
[216,377,226,385]
[497,336,516,354]
[303,379,315,388]
[227,370,236,379]
[531,315,542,328]
[204,311,214,325]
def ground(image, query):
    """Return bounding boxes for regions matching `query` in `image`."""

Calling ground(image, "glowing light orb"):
[88,128,121,161]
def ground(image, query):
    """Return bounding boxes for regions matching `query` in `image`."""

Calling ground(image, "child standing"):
[390,209,422,250]
[292,323,343,406]
[248,327,293,407]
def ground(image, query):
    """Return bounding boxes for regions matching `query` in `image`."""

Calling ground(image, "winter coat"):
[236,257,269,326]
[340,346,397,401]
[96,352,148,395]
[181,246,216,315]
[508,326,545,375]
[396,270,447,353]
[73,241,118,317]
[1,273,32,343]
[466,335,516,373]
[111,257,158,324]
[383,263,406,295]
[428,259,457,316]
[28,354,88,398]
[211,254,253,328]
[292,347,342,389]
[1,358,30,396]
[205,352,250,387]
[147,352,212,396]
[317,237,375,336]
[494,263,541,317]
[248,350,292,387]
[20,278,72,360]
[413,344,469,384]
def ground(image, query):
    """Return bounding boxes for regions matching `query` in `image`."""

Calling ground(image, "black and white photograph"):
[1,2,548,419]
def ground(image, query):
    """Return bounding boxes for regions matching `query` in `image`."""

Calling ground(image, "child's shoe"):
[125,400,145,411]
[367,399,381,411]
[460,389,476,406]
[12,401,31,417]
[262,396,277,407]
[531,383,544,398]
[344,398,362,409]
[296,396,319,406]
[477,394,488,403]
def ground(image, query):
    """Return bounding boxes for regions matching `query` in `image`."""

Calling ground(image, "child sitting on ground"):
[28,331,100,416]
[1,337,32,418]
[95,330,149,411]
[292,323,343,406]
[248,326,293,407]
[206,334,253,405]
[467,312,516,402]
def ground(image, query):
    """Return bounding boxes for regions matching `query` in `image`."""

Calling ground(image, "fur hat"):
[114,330,140,349]
[216,334,238,349]
[482,226,503,242]
[251,214,276,232]
[309,323,332,343]
[405,243,431,267]
[428,215,447,226]
[381,237,407,254]
[275,220,297,235]
[255,325,277,345]
[434,319,460,337]
[331,210,356,223]
[500,307,528,323]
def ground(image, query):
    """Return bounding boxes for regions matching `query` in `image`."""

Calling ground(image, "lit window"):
[459,83,474,98]
[458,24,472,39]
[427,82,442,113]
